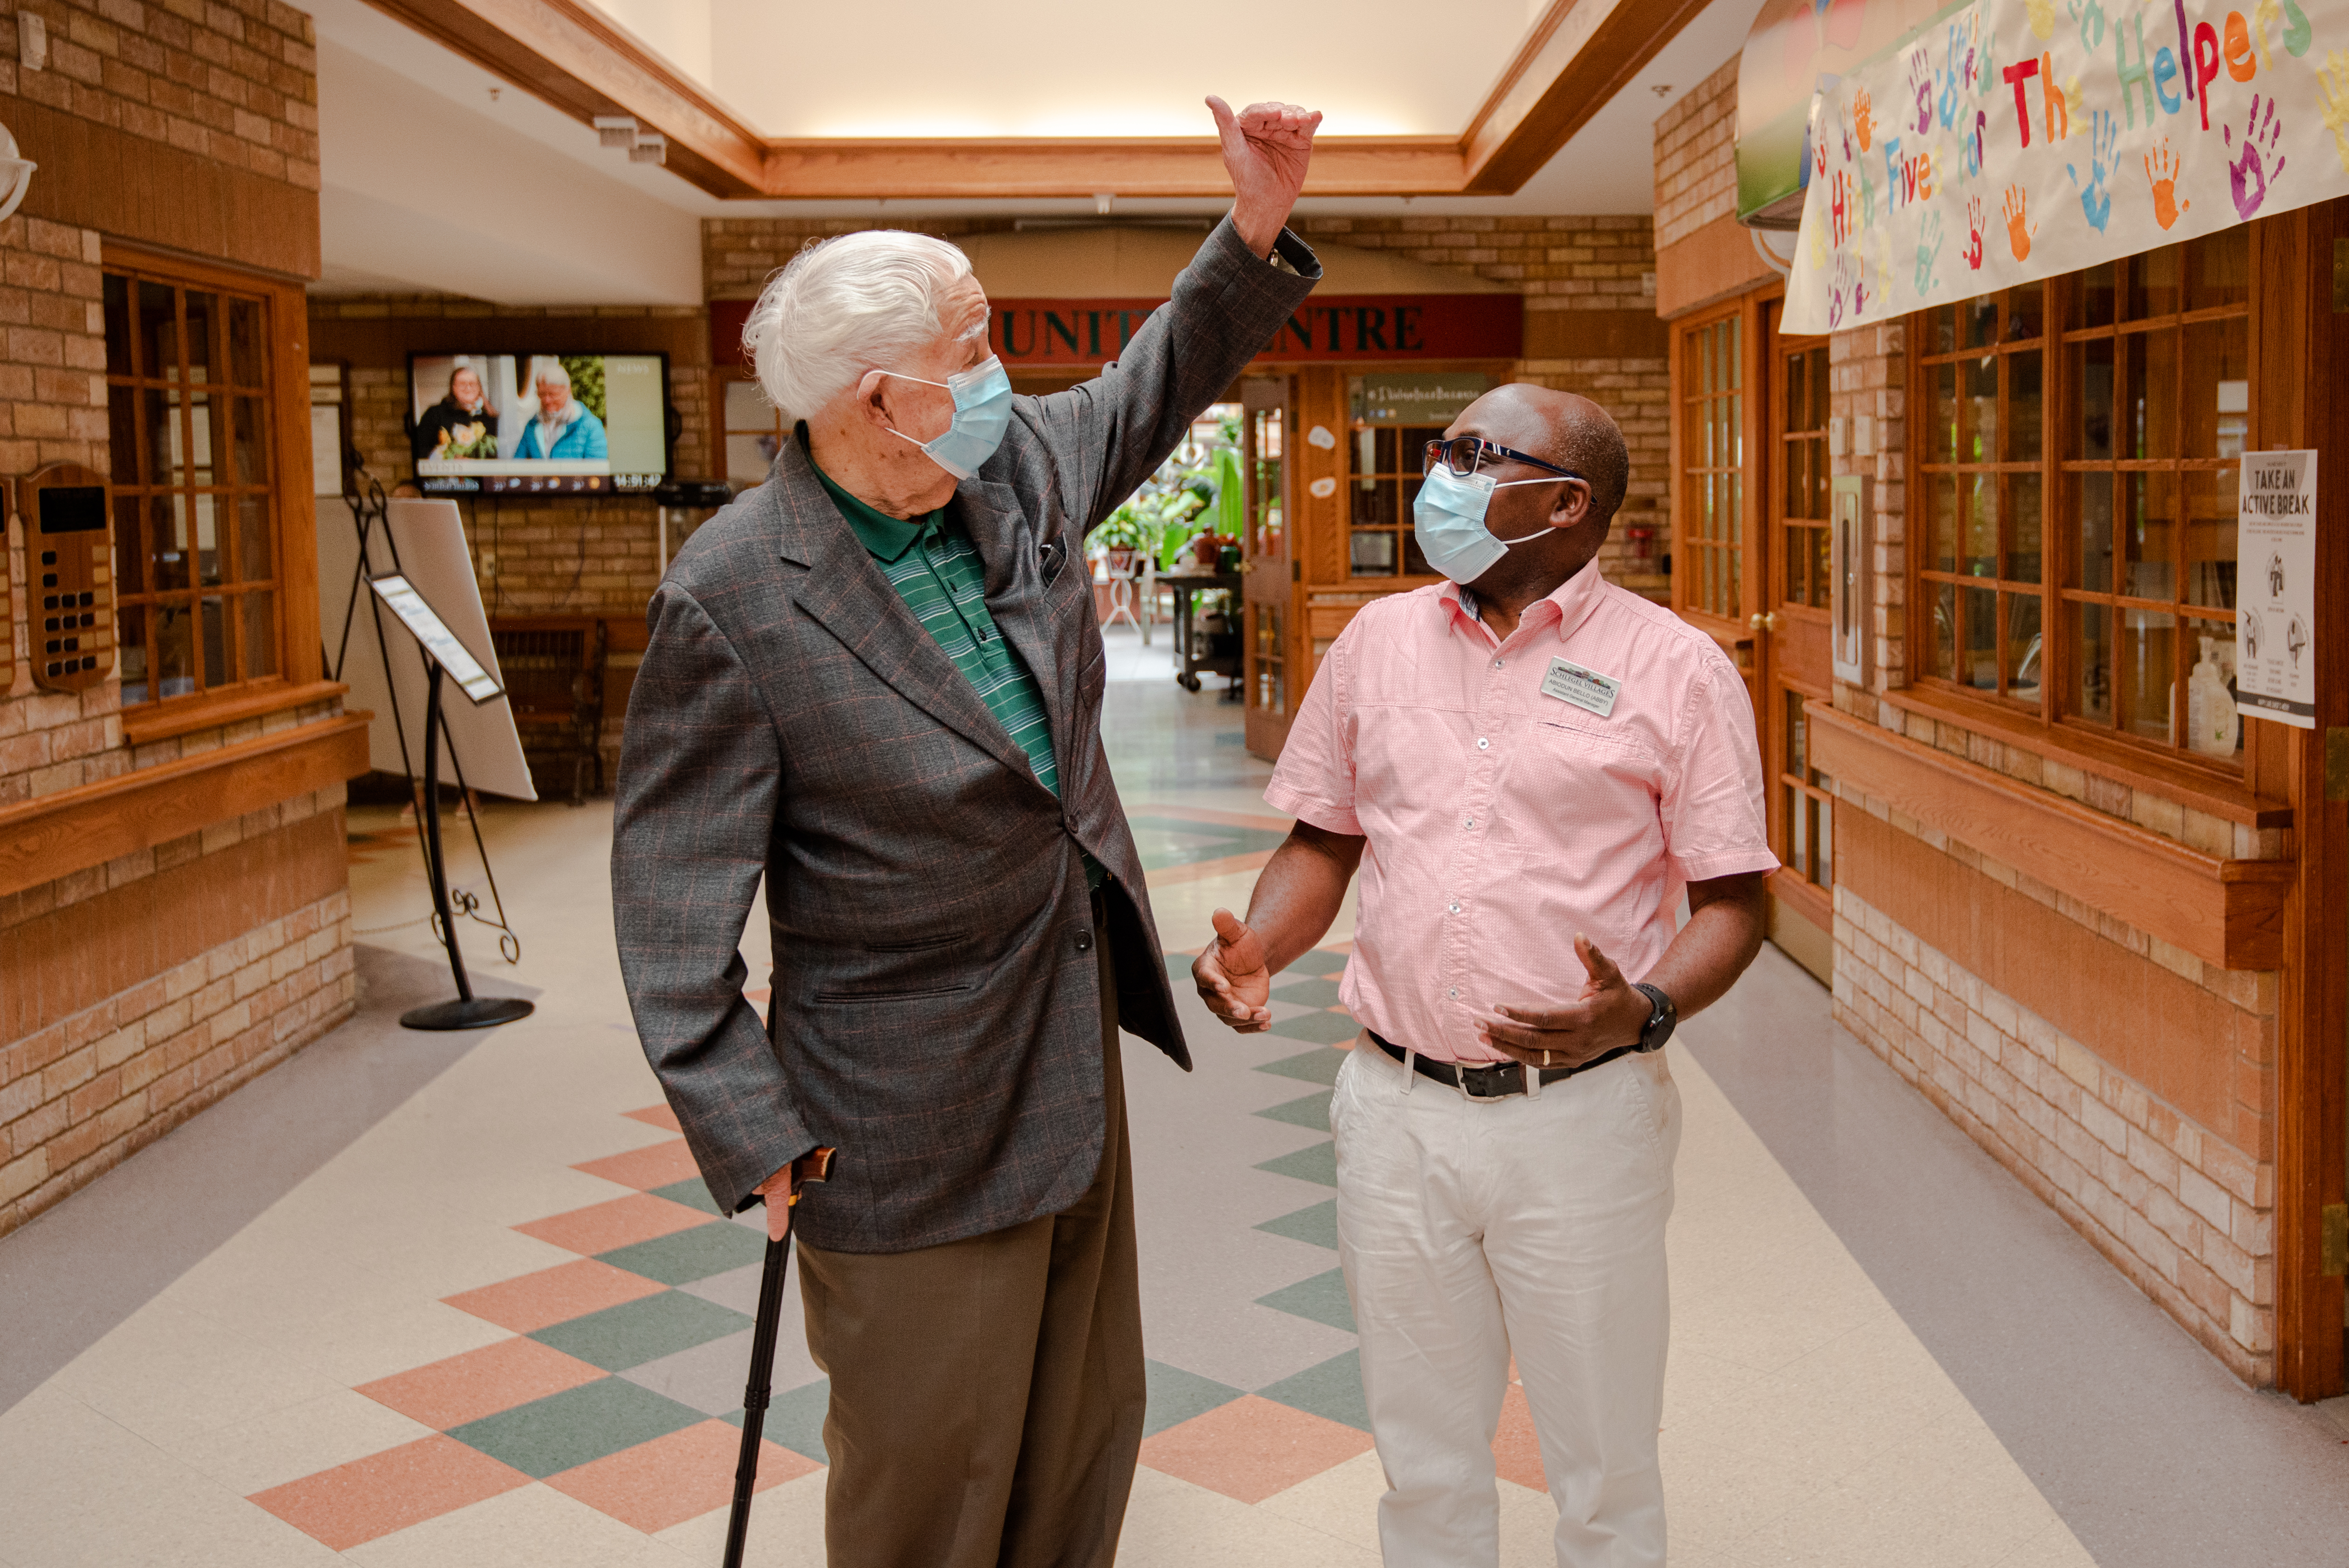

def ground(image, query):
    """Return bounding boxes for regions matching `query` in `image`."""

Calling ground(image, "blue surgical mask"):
[881,355,1012,480]
[1411,464,1557,585]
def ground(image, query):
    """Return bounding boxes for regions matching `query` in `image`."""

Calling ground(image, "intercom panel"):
[27,462,113,693]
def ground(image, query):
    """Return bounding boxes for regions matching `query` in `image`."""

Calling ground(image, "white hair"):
[533,359,572,390]
[743,230,978,420]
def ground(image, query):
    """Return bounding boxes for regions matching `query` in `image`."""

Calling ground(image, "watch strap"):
[1631,982,1676,1052]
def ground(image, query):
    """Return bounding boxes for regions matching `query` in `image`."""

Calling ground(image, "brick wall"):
[1654,58,1741,253]
[7,0,319,190]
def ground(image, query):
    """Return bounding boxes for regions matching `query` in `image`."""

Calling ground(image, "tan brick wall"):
[1654,56,1742,252]
[7,0,320,190]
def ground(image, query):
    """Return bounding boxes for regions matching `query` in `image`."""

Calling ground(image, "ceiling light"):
[594,115,638,148]
[630,133,667,166]
[1651,84,1673,98]
[1093,192,1114,215]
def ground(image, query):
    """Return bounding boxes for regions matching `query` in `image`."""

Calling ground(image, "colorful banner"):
[1784,0,2346,333]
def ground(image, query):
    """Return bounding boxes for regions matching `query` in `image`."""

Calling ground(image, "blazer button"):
[1076,932,1093,953]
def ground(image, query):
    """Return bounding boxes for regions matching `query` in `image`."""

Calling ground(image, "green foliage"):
[560,356,608,422]
[1103,412,1243,571]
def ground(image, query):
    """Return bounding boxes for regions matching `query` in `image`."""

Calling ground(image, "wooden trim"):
[759,137,1466,200]
[1872,689,2293,829]
[120,680,348,748]
[0,715,371,900]
[1459,0,1715,193]
[1810,703,2288,971]
[1768,864,1832,935]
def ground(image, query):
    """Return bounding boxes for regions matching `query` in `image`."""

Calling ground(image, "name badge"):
[1540,657,1620,718]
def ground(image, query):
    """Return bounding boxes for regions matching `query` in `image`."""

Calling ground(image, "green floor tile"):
[1257,1350,1371,1432]
[1256,1268,1354,1333]
[596,1221,766,1285]
[1255,1091,1332,1131]
[726,1377,832,1464]
[1257,1048,1345,1087]
[530,1288,752,1372]
[651,1177,724,1216]
[1256,1199,1339,1251]
[1144,1359,1244,1438]
[1263,1009,1361,1046]
[1270,976,1345,1009]
[1279,949,1351,978]
[1255,1140,1338,1187]
[448,1376,704,1478]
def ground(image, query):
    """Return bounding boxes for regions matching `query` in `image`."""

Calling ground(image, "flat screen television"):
[407,353,669,496]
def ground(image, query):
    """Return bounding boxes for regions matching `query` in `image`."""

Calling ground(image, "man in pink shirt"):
[1195,387,1775,1568]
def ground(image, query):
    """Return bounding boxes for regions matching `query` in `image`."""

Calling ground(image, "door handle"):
[1748,611,1782,634]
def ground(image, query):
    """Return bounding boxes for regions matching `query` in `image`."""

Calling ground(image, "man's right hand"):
[1193,907,1274,1032]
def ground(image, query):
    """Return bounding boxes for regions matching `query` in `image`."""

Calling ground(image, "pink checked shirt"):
[1265,560,1776,1064]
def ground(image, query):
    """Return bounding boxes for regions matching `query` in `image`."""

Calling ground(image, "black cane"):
[723,1148,833,1568]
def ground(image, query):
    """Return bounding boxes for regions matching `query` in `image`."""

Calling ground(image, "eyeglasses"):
[1421,435,1583,482]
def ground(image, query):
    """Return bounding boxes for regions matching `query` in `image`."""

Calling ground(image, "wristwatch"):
[1631,983,1677,1053]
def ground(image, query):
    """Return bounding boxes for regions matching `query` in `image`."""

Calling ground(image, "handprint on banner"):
[2145,140,2191,227]
[2002,184,2035,262]
[2068,0,2106,50]
[1907,50,1934,135]
[1855,87,1875,153]
[2066,109,2119,232]
[1937,33,1965,128]
[2027,0,2056,40]
[2319,51,2349,174]
[2225,94,2287,219]
[1917,210,1946,295]
[1965,195,1987,269]
[1961,108,1988,178]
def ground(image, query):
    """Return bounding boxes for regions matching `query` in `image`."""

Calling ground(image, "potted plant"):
[1093,508,1148,575]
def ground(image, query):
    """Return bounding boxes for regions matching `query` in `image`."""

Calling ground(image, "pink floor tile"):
[357,1336,608,1430]
[442,1258,667,1334]
[572,1139,701,1192]
[247,1434,530,1550]
[545,1418,819,1534]
[623,1103,683,1132]
[1138,1395,1375,1505]
[1493,1380,1546,1491]
[513,1192,712,1255]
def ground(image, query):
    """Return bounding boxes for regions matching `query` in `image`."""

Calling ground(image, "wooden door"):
[1239,376,1294,760]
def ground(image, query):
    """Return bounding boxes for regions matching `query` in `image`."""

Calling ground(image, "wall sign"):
[2236,448,2317,728]
[1353,372,1489,426]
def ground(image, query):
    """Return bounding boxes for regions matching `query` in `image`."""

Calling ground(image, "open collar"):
[1439,557,1609,645]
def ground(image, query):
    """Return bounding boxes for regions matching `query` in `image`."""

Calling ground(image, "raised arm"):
[611,584,814,1216]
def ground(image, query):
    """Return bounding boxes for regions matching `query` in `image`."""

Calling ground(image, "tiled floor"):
[4,626,2348,1566]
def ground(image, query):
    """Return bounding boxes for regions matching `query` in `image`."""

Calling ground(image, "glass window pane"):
[2185,619,2242,759]
[187,392,216,484]
[2008,473,2043,583]
[200,595,227,688]
[1349,530,1398,574]
[232,395,266,484]
[1931,582,1957,680]
[2185,227,2250,312]
[2074,337,2116,461]
[1930,304,1956,355]
[2183,470,2239,609]
[2008,592,2044,700]
[237,496,271,586]
[155,497,191,592]
[2008,349,2042,462]
[1931,475,1959,573]
[1961,357,1998,461]
[2119,607,2176,741]
[1350,477,1397,531]
[1403,530,1431,578]
[117,604,149,705]
[2081,262,2118,329]
[143,387,177,482]
[104,273,132,375]
[1807,348,1829,428]
[239,591,276,680]
[1931,363,1958,464]
[1817,793,1833,887]
[1809,523,1830,609]
[2007,282,2044,341]
[107,383,138,486]
[726,432,774,483]
[1964,473,1996,576]
[724,379,770,429]
[112,494,144,596]
[226,298,264,387]
[184,292,217,384]
[137,281,177,381]
[1959,585,1997,690]
[1960,295,1997,349]
[2120,329,2178,461]
[155,598,195,699]
[2182,317,2251,459]
[1728,544,1742,618]
[2080,473,2115,592]
[2076,601,2113,721]
[2124,472,2177,600]
[195,495,222,586]
[2126,246,2181,319]
[1786,782,1807,870]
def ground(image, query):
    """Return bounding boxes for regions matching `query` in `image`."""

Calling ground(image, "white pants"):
[1332,1036,1681,1568]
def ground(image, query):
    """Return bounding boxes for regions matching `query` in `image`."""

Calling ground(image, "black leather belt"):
[1369,1029,1639,1099]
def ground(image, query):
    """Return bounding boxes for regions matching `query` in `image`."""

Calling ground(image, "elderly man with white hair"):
[612,98,1321,1568]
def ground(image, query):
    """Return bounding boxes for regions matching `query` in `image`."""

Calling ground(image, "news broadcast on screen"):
[407,352,669,495]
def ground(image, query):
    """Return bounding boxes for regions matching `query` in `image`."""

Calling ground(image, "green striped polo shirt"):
[810,450,1105,891]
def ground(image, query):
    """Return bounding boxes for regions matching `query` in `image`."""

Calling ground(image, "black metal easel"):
[399,659,533,1032]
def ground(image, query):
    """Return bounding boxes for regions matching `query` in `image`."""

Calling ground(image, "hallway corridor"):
[2,633,2346,1568]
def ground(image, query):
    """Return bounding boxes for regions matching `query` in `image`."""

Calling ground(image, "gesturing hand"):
[1208,96,1321,257]
[1193,907,1274,1033]
[1473,934,1648,1071]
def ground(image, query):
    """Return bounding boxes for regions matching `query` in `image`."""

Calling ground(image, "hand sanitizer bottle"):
[2187,635,2239,758]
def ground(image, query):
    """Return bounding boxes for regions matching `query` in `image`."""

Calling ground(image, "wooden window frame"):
[101,244,321,728]
[1670,298,1759,644]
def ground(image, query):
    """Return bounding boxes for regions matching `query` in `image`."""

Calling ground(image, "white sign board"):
[2235,449,2316,728]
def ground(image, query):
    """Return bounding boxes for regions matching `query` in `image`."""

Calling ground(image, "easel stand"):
[402,663,534,1032]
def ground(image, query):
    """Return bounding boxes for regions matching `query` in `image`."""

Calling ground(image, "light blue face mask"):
[881,355,1012,480]
[1411,464,1560,585]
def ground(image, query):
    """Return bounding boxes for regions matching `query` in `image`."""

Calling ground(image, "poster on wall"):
[2235,448,2316,726]
[1785,0,2349,334]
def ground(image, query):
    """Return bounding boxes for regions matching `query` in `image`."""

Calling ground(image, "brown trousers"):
[794,911,1145,1568]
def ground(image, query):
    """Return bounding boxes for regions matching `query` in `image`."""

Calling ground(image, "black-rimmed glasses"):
[1421,435,1582,481]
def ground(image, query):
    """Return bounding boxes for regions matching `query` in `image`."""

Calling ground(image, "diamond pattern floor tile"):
[676,1261,765,1315]
[595,1221,766,1285]
[1257,1350,1371,1432]
[356,1336,607,1431]
[1138,1394,1375,1504]
[1256,1200,1340,1251]
[1143,1359,1245,1438]
[529,1289,753,1372]
[1279,949,1352,978]
[1258,1048,1347,1088]
[1256,1141,1338,1187]
[447,1376,707,1479]
[1262,1010,1362,1046]
[571,1139,701,1193]
[652,1176,724,1216]
[1256,1090,1333,1131]
[1256,1269,1355,1334]
[246,1433,530,1551]
[720,1378,832,1463]
[623,1104,683,1132]
[1270,976,1346,1009]
[543,1418,817,1533]
[1494,1380,1546,1491]
[442,1259,668,1335]
[514,1193,715,1256]
[621,1328,756,1417]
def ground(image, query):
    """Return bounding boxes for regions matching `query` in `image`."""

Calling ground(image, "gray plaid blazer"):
[613,218,1319,1253]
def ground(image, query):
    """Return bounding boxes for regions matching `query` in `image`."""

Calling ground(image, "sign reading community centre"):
[1784,0,2344,334]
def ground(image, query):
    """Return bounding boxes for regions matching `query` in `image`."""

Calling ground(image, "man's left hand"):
[1473,934,1649,1071]
[1209,96,1321,257]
